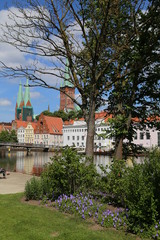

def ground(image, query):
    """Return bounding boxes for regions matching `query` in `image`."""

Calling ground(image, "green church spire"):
[24,78,31,106]
[63,59,74,88]
[16,81,23,107]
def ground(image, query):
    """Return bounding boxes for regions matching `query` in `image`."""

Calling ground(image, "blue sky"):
[0,0,61,122]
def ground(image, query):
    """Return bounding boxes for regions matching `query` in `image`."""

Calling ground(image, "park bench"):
[0,168,6,178]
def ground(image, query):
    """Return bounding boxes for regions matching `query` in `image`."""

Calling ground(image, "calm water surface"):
[0,150,144,175]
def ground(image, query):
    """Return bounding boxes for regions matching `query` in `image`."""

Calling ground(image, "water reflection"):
[0,150,54,175]
[93,155,112,174]
[0,150,145,175]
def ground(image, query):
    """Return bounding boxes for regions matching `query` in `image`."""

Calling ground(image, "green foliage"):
[36,110,83,121]
[41,147,100,199]
[0,130,18,143]
[102,148,160,236]
[25,177,42,200]
[25,147,100,201]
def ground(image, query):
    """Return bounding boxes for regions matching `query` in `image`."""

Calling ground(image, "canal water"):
[0,150,144,175]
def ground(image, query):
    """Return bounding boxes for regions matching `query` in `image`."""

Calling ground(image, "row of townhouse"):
[63,113,160,150]
[63,112,114,150]
[12,113,63,146]
[11,111,160,150]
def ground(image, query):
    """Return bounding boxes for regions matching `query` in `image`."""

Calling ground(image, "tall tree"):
[0,0,154,157]
[107,0,160,159]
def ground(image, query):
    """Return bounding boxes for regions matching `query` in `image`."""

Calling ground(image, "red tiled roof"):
[63,112,112,125]
[0,124,12,132]
[0,125,3,132]
[15,120,37,130]
[43,115,63,135]
[63,119,74,125]
[95,111,108,119]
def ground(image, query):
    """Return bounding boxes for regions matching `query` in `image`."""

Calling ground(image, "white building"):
[63,113,160,151]
[63,112,114,151]
[17,126,25,143]
[132,126,160,148]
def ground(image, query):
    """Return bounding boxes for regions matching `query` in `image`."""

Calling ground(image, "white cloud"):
[0,6,85,89]
[30,91,41,99]
[0,98,12,106]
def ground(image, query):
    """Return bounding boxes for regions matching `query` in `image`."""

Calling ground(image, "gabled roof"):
[43,115,63,135]
[15,120,37,130]
[0,124,12,132]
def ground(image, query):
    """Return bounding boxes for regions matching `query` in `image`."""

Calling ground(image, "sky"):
[0,0,62,122]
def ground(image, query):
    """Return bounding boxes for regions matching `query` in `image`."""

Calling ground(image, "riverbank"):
[0,172,33,194]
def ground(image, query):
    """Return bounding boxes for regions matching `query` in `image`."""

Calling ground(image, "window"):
[140,132,144,140]
[72,136,75,140]
[77,142,79,146]
[82,136,84,140]
[158,132,160,147]
[146,132,150,140]
[77,136,79,140]
[67,136,70,140]
[134,133,137,140]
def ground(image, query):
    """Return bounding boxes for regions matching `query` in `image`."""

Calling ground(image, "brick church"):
[15,79,34,122]
[60,60,75,112]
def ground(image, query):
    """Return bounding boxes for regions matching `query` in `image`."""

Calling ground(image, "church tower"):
[15,79,34,121]
[23,78,34,121]
[60,59,75,112]
[15,81,24,120]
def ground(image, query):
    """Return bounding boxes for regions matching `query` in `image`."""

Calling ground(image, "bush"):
[25,147,100,201]
[25,177,43,200]
[41,147,100,199]
[102,148,160,237]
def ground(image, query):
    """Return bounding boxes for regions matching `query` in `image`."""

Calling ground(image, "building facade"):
[132,127,160,148]
[17,126,25,143]
[63,112,160,150]
[24,122,35,144]
[34,113,63,146]
[63,112,114,150]
[13,120,37,144]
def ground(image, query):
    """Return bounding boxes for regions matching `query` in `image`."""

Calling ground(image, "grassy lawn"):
[0,193,139,240]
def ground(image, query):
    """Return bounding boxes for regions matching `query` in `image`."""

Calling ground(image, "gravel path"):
[0,172,33,194]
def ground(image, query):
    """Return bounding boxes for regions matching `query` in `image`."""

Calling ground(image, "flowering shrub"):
[54,193,127,230]
[100,148,160,239]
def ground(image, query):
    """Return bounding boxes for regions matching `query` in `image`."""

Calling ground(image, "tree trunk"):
[85,100,95,157]
[114,137,123,160]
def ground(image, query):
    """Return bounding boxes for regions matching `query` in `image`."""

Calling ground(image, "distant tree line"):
[0,130,18,143]
[36,110,83,122]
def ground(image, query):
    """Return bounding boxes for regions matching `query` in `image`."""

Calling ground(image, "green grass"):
[0,193,138,240]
